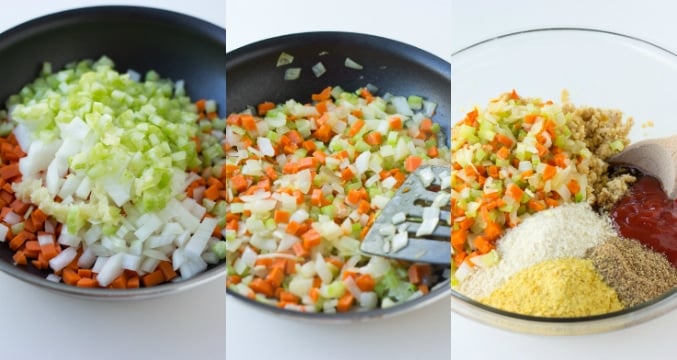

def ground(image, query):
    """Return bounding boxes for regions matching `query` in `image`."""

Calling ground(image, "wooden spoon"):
[608,135,677,199]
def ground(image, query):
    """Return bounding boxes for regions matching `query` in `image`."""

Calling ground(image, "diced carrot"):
[496,146,510,159]
[76,269,92,278]
[528,199,546,212]
[359,87,375,103]
[357,200,371,214]
[12,250,27,266]
[76,278,99,288]
[542,164,557,181]
[505,183,524,202]
[363,131,382,146]
[427,146,439,157]
[230,174,248,193]
[274,210,290,223]
[257,101,275,116]
[240,114,258,132]
[495,133,513,147]
[347,119,365,137]
[336,293,354,312]
[279,291,300,304]
[158,261,177,282]
[249,278,274,297]
[62,268,80,286]
[420,118,434,133]
[203,184,220,201]
[40,242,59,261]
[312,123,333,143]
[127,275,140,289]
[0,163,20,180]
[309,287,320,302]
[286,221,301,235]
[473,235,494,254]
[292,242,308,257]
[404,155,423,172]
[355,274,376,292]
[141,270,166,287]
[110,273,128,289]
[484,220,502,241]
[567,179,581,196]
[341,167,354,181]
[301,228,322,249]
[310,189,323,206]
[311,86,332,102]
[266,267,284,288]
[389,116,402,130]
[346,189,361,205]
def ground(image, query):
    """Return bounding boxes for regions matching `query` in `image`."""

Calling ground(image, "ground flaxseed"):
[586,236,677,308]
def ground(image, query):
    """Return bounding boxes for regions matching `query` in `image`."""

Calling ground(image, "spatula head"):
[360,165,451,265]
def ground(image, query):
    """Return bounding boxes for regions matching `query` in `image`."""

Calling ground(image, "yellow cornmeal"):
[481,258,623,317]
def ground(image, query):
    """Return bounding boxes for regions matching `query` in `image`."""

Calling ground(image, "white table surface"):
[0,1,225,360]
[451,1,677,359]
[225,1,452,360]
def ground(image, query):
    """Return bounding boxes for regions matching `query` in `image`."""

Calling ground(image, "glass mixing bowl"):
[450,27,677,335]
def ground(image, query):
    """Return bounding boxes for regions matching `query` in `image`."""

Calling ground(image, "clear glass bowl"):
[450,27,677,335]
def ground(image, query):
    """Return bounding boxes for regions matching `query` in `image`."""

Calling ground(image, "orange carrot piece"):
[257,101,275,116]
[141,270,166,287]
[76,278,99,288]
[389,117,402,130]
[567,179,581,196]
[404,155,423,172]
[240,114,258,132]
[230,174,248,193]
[542,164,557,181]
[40,242,59,261]
[249,278,274,297]
[355,274,376,292]
[158,261,177,282]
[74,269,91,279]
[0,163,20,180]
[127,275,140,289]
[311,86,332,102]
[336,293,354,312]
[274,209,290,223]
[12,250,27,266]
[364,131,383,146]
[62,268,80,285]
[347,119,365,137]
[266,267,284,288]
[301,228,322,249]
[291,242,309,257]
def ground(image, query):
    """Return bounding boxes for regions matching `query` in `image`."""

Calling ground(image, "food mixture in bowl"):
[225,86,450,312]
[451,90,677,317]
[0,56,227,288]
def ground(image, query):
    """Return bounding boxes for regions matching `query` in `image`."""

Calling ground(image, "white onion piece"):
[0,223,8,242]
[96,252,125,287]
[49,247,78,272]
[344,57,363,70]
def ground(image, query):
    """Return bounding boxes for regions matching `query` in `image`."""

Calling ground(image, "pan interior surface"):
[226,31,451,319]
[0,6,226,299]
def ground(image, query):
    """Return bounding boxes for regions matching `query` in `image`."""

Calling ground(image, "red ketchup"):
[611,176,677,267]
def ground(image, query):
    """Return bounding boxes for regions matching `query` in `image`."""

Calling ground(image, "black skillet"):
[226,32,451,320]
[0,6,226,299]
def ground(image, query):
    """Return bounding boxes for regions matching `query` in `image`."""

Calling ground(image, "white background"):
[0,1,225,360]
[225,1,452,360]
[451,0,677,359]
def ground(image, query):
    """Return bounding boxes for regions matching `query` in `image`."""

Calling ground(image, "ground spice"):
[481,258,623,317]
[458,203,615,299]
[586,236,677,308]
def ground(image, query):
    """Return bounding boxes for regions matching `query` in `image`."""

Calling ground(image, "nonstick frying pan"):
[226,31,451,320]
[0,6,226,300]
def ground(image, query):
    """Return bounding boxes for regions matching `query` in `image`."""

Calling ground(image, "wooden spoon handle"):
[609,135,677,199]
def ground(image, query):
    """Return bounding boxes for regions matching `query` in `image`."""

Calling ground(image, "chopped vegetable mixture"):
[225,86,450,312]
[0,56,228,288]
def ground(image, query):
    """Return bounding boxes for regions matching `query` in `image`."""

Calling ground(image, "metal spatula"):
[360,165,451,265]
